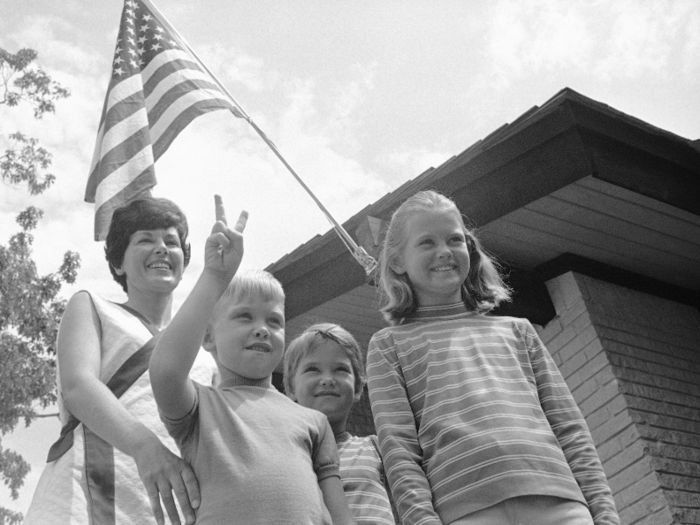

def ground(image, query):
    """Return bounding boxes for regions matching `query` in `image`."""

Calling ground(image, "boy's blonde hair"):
[210,269,285,327]
[284,323,366,401]
[378,190,511,325]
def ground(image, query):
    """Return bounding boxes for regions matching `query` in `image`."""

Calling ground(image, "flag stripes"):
[85,0,242,240]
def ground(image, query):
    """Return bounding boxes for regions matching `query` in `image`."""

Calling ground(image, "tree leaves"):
[1,133,55,195]
[0,48,70,119]
[0,46,78,521]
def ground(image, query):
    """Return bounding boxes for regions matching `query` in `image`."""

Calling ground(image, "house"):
[267,88,700,525]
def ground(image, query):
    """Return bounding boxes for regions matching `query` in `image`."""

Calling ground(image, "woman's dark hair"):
[105,197,191,293]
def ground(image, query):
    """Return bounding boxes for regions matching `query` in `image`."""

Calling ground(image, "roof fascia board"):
[566,100,700,216]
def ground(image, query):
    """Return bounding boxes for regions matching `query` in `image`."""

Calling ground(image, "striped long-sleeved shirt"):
[367,303,619,525]
[336,433,397,524]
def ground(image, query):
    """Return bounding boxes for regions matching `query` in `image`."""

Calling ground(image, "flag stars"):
[109,1,178,77]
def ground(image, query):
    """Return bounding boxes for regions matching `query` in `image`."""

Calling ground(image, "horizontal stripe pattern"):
[337,433,396,524]
[85,0,242,240]
[367,309,619,525]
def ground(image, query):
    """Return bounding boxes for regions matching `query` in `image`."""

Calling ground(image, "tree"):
[1,47,79,525]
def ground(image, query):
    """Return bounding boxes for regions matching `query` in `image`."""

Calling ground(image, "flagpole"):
[245,121,367,255]
[140,0,377,275]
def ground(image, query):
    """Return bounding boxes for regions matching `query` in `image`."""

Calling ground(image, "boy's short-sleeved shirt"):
[162,378,340,525]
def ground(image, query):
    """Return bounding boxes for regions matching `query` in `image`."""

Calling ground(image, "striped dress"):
[336,433,397,524]
[24,293,215,525]
[367,303,619,525]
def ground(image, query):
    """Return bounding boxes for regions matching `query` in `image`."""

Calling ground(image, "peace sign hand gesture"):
[203,195,248,286]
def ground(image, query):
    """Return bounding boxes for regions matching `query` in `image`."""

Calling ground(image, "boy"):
[284,323,397,525]
[150,198,355,524]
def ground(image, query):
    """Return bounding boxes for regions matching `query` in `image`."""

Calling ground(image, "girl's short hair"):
[378,190,511,324]
[283,323,366,401]
[105,197,191,293]
[211,269,286,325]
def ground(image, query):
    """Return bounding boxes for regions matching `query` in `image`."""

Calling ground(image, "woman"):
[25,198,214,525]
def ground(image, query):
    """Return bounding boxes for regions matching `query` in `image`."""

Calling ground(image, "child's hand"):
[203,195,248,284]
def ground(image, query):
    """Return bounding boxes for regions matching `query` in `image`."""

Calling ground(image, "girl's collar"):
[218,375,272,390]
[409,301,478,322]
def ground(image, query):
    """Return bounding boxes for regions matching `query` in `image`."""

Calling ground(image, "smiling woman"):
[104,199,191,297]
[23,197,215,525]
[112,228,186,299]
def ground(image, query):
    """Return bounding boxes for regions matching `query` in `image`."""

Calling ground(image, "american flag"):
[85,0,243,241]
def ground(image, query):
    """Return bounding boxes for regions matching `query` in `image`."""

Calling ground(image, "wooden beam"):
[536,253,700,309]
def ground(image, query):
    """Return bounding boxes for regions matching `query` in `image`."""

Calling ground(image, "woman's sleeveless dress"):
[24,293,215,524]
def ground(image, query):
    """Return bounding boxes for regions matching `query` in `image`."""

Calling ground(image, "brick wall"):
[540,272,700,525]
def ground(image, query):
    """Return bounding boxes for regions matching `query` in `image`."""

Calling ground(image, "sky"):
[2,0,699,516]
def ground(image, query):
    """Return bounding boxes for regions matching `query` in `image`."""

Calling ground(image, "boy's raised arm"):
[150,196,248,420]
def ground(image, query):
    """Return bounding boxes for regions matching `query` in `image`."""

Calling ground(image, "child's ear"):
[112,264,125,276]
[203,326,216,353]
[390,257,406,275]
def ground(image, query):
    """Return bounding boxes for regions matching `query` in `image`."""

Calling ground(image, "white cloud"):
[671,2,700,78]
[593,1,671,78]
[383,147,454,182]
[487,0,593,81]
[196,42,281,96]
[485,0,699,84]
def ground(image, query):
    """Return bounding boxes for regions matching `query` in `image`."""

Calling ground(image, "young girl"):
[284,323,397,525]
[366,190,619,525]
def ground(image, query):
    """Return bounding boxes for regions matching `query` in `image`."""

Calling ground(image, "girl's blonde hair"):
[378,190,511,324]
[284,323,366,401]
